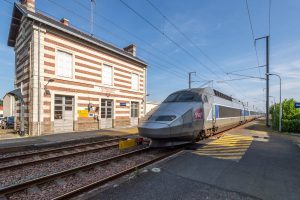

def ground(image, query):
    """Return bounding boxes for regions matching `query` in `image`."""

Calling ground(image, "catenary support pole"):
[267,73,282,132]
[255,36,270,127]
[188,72,196,89]
[266,36,270,127]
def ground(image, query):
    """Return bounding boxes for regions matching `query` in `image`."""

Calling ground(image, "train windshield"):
[164,91,201,102]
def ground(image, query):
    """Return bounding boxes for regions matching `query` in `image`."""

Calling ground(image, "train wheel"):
[195,132,201,142]
[200,130,207,140]
[192,131,201,143]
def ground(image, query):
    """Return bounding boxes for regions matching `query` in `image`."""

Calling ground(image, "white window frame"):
[131,101,139,118]
[102,64,113,86]
[56,50,73,78]
[131,73,139,91]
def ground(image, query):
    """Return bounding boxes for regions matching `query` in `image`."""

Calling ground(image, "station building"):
[7,0,147,135]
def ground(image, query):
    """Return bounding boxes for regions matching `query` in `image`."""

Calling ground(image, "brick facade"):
[8,1,147,136]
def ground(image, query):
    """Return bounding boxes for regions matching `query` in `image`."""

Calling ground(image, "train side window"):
[203,95,208,102]
[194,94,202,102]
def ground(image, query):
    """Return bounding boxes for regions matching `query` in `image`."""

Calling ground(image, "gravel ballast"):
[6,149,163,200]
[0,144,147,188]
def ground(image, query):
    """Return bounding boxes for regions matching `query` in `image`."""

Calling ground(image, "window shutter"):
[103,65,112,85]
[132,73,139,90]
[57,51,72,78]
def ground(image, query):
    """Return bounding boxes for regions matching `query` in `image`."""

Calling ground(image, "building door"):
[54,95,74,133]
[100,99,113,128]
[130,101,139,126]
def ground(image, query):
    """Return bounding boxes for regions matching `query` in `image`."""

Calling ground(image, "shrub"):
[270,98,300,132]
[282,119,300,132]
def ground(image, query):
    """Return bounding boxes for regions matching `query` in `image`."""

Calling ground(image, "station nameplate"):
[120,102,126,106]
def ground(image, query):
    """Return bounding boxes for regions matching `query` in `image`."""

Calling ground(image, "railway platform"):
[87,119,300,200]
[0,127,138,152]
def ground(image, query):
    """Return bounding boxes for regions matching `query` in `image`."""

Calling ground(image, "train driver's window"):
[177,93,194,101]
[164,93,179,102]
[164,92,201,102]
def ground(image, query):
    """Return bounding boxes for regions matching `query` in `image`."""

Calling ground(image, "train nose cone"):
[138,122,171,139]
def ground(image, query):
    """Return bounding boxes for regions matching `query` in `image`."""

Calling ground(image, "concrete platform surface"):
[0,127,138,150]
[87,120,300,200]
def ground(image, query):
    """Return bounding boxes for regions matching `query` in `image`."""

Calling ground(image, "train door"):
[54,95,74,133]
[212,104,218,132]
[100,99,113,129]
[130,101,139,126]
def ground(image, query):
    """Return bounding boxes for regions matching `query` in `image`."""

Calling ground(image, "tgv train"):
[138,87,263,147]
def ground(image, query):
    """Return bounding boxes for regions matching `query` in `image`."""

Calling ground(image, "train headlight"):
[155,115,176,121]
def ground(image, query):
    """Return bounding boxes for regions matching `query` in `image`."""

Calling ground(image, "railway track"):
[0,121,257,199]
[0,147,181,200]
[0,138,121,171]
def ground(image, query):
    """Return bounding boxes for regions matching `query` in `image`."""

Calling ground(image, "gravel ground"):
[0,142,118,169]
[0,144,148,188]
[0,137,117,159]
[7,149,161,200]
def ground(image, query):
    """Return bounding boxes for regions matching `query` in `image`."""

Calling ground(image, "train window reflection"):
[164,92,201,102]
[164,93,178,102]
[177,93,195,101]
[156,115,176,121]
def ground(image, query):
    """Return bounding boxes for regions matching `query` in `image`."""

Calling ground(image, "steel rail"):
[0,147,150,196]
[52,119,259,199]
[0,143,119,171]
[0,137,121,163]
[52,148,182,200]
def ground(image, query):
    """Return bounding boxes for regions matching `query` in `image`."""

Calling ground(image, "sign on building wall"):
[295,102,300,108]
[120,102,126,106]
[78,110,89,117]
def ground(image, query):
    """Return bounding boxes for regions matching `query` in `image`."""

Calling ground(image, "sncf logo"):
[194,108,203,120]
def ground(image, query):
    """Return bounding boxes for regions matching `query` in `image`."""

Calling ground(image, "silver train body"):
[138,87,263,147]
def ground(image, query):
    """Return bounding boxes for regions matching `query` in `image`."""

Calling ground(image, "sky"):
[0,0,300,112]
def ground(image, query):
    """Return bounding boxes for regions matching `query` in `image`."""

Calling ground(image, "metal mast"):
[90,0,96,36]
[255,36,270,127]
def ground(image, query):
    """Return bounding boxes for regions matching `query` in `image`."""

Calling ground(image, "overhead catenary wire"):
[73,0,192,70]
[45,0,200,81]
[226,72,266,80]
[245,0,262,79]
[46,0,199,80]
[217,77,259,83]
[144,0,228,74]
[118,0,219,78]
[1,0,191,83]
[245,0,265,108]
[2,0,258,102]
[3,0,245,100]
[17,0,245,96]
[72,0,203,81]
[144,0,257,98]
[145,0,241,93]
[227,65,265,73]
[119,0,253,99]
[1,16,188,87]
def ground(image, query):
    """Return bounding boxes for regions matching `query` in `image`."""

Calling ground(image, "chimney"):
[60,18,69,26]
[123,44,136,56]
[20,0,35,12]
